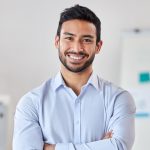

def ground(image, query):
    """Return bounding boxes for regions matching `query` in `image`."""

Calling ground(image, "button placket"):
[74,98,81,144]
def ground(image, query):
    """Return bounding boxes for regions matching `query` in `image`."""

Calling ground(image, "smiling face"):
[55,19,102,73]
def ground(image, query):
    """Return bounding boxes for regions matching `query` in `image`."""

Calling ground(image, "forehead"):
[60,19,96,37]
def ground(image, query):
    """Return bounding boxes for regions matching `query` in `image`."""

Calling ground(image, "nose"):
[72,41,84,52]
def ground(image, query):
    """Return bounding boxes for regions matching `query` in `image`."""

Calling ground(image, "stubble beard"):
[58,48,95,73]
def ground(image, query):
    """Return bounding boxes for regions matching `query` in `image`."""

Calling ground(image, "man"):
[13,4,136,150]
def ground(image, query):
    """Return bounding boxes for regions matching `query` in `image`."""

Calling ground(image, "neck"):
[60,65,93,95]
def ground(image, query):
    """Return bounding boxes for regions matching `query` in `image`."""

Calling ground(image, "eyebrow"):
[63,32,75,36]
[82,35,94,39]
[63,32,94,38]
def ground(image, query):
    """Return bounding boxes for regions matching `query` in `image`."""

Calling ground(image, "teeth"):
[69,55,83,60]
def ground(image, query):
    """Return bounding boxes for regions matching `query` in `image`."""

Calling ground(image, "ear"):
[95,40,103,54]
[55,36,60,49]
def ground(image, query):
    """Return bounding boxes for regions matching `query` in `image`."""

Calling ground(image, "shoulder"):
[97,76,136,111]
[16,77,54,111]
[97,76,124,95]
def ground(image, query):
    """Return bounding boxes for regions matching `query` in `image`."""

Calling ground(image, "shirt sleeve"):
[13,94,44,150]
[55,91,136,150]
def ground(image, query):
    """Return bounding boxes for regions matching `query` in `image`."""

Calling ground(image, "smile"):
[68,54,85,60]
[66,52,89,63]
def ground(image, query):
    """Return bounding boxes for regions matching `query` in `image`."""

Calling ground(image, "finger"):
[103,130,113,139]
[44,144,51,150]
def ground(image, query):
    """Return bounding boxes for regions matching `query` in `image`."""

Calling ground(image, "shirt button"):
[76,98,80,103]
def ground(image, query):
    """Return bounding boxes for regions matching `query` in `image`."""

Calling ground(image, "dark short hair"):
[56,4,101,43]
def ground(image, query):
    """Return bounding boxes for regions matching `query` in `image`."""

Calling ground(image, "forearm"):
[44,144,56,150]
[43,119,134,150]
[44,139,117,150]
[44,131,113,150]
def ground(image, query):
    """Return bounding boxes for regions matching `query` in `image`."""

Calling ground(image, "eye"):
[64,36,73,41]
[83,38,93,43]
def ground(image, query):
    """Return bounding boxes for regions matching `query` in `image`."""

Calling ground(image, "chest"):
[39,89,106,143]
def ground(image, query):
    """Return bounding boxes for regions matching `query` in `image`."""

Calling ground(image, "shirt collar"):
[85,72,99,91]
[53,71,99,91]
[53,72,66,91]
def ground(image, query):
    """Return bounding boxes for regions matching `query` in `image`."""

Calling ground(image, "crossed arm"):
[13,91,136,150]
[44,131,113,150]
[13,110,135,150]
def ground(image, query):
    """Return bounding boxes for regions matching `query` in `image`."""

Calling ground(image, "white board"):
[120,29,150,150]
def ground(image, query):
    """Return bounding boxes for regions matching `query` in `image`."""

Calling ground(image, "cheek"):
[85,45,97,54]
[59,41,70,51]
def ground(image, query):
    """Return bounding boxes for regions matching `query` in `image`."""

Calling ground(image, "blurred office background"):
[0,0,150,149]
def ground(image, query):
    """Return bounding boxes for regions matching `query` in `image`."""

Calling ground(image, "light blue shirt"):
[13,72,136,150]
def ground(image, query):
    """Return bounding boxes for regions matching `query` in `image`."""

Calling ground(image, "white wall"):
[0,0,150,149]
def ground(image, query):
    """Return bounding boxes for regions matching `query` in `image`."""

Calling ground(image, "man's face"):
[55,19,102,73]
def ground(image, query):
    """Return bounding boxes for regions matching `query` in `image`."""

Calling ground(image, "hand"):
[44,143,55,150]
[103,130,113,139]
